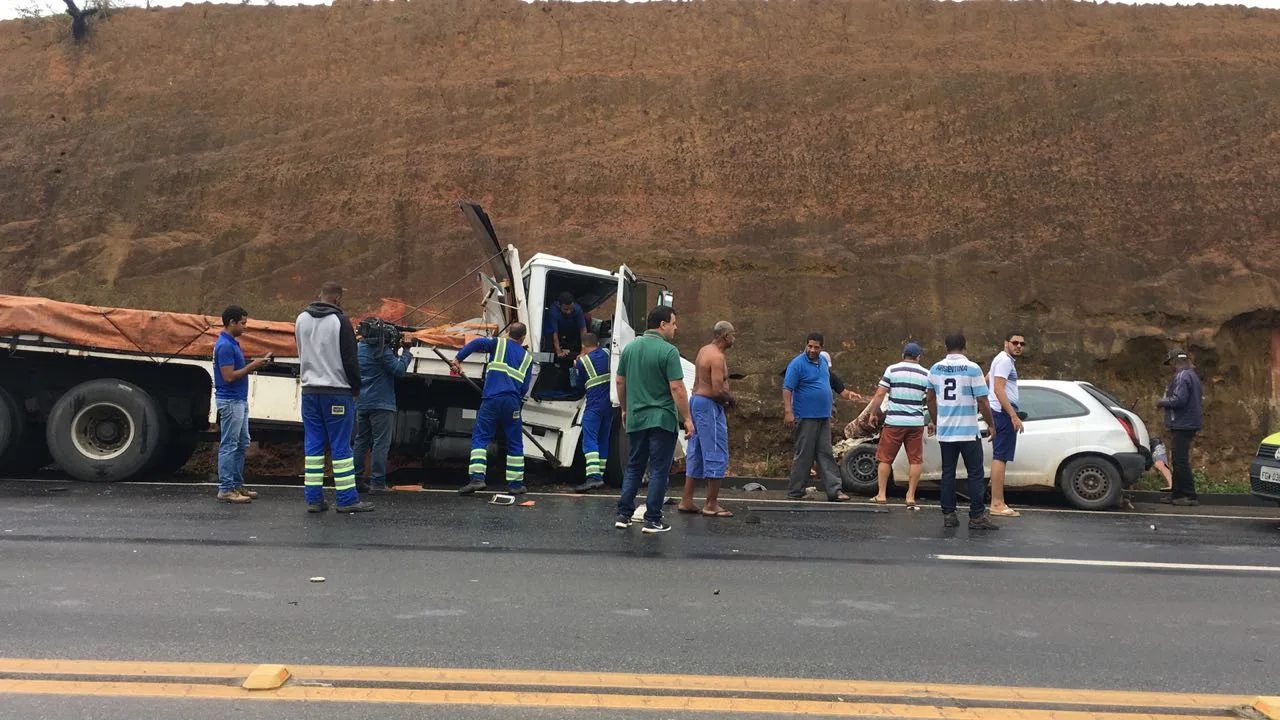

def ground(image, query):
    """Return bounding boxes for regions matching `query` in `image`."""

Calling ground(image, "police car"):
[1249,431,1280,503]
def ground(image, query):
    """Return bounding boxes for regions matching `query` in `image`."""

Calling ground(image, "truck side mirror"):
[658,290,674,308]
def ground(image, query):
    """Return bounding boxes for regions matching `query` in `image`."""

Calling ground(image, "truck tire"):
[603,410,627,488]
[1059,455,1122,511]
[46,379,165,483]
[839,443,880,496]
[0,386,23,463]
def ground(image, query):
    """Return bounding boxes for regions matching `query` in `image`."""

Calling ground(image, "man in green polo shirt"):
[614,305,695,534]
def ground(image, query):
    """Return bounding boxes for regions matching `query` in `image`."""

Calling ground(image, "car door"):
[894,416,993,482]
[1004,386,1090,488]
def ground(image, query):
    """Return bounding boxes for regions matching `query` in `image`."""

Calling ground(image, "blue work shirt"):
[783,352,833,420]
[574,347,612,411]
[213,331,248,401]
[357,341,411,413]
[543,303,587,344]
[457,337,533,400]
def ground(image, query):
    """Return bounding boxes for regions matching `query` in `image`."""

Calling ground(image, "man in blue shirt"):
[451,323,534,495]
[213,305,272,504]
[543,292,587,360]
[782,332,850,502]
[572,333,612,493]
[353,320,413,494]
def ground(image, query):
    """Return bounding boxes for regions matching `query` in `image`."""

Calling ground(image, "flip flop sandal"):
[701,508,734,518]
[676,506,702,514]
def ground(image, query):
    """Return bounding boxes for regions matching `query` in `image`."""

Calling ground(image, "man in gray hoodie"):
[295,281,373,514]
[1156,349,1203,506]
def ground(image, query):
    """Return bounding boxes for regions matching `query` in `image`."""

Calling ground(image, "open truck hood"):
[459,201,516,291]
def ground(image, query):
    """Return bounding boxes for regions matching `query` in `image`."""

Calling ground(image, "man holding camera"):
[353,318,413,494]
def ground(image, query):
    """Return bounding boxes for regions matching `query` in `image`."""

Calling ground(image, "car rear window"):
[1019,387,1090,421]
[1080,383,1127,410]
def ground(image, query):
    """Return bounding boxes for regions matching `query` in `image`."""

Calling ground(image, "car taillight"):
[1112,411,1139,448]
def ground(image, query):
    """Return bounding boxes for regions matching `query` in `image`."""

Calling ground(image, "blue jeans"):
[216,399,250,493]
[353,409,395,489]
[940,439,986,518]
[616,427,677,523]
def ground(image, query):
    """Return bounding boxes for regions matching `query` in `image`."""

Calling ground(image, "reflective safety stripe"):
[305,455,325,486]
[579,355,610,388]
[585,451,601,475]
[469,449,487,475]
[506,455,525,481]
[488,338,532,383]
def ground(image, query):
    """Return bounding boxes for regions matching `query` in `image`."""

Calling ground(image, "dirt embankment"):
[1,0,1278,479]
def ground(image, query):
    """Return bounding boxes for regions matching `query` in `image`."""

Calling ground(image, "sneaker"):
[356,480,371,494]
[306,501,330,513]
[969,515,1000,531]
[507,483,527,495]
[1171,497,1200,507]
[335,502,375,514]
[217,491,251,504]
[614,514,632,529]
[943,512,959,528]
[573,479,605,493]
[641,520,671,534]
[234,487,259,499]
[458,480,487,495]
[369,485,391,495]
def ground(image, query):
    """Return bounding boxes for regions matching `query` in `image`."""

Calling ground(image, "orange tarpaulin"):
[0,295,299,359]
[0,295,498,360]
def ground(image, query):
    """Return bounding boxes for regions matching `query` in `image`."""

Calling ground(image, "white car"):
[837,380,1152,510]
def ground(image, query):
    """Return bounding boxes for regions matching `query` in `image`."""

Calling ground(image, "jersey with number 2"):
[928,353,989,443]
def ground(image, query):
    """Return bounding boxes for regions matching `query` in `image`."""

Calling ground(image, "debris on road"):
[489,494,516,505]
[309,576,325,583]
[519,500,536,507]
[743,482,766,492]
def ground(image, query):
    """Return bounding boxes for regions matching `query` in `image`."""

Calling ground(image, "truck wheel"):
[46,380,165,483]
[1059,456,1122,511]
[0,386,23,463]
[840,443,881,496]
[603,411,628,488]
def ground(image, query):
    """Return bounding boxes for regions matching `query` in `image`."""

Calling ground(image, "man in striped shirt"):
[926,333,999,531]
[864,343,928,506]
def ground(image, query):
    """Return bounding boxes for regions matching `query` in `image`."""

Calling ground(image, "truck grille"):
[1259,443,1280,460]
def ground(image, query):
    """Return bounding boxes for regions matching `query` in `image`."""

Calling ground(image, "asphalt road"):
[1,478,1278,718]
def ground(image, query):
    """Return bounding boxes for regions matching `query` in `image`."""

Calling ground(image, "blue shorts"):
[993,410,1017,462]
[686,395,729,479]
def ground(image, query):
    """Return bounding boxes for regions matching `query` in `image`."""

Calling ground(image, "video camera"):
[357,316,406,352]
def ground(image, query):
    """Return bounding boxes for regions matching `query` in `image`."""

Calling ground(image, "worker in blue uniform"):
[450,322,533,496]
[573,333,613,493]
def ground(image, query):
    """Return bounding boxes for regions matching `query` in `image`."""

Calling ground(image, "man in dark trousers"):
[614,306,694,534]
[1156,349,1203,506]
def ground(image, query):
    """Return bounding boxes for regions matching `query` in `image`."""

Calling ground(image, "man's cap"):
[1163,349,1189,365]
[902,342,922,358]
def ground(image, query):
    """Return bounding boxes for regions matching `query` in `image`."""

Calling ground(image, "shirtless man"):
[678,321,737,518]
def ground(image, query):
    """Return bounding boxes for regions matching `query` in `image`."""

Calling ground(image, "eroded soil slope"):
[1,0,1278,477]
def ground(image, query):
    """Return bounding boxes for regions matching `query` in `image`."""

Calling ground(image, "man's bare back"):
[692,342,730,404]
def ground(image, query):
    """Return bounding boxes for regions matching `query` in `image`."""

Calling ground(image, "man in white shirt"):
[988,331,1026,518]
[927,333,999,530]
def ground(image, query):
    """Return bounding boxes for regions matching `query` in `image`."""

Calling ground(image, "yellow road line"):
[0,679,1235,719]
[0,658,1249,710]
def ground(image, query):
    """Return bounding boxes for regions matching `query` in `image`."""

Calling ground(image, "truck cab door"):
[609,265,642,406]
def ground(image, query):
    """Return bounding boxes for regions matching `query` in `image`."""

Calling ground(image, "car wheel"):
[46,379,165,483]
[840,443,880,496]
[1059,456,1122,511]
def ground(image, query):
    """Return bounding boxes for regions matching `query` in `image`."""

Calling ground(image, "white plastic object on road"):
[309,577,325,583]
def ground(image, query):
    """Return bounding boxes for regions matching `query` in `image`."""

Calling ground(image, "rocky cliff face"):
[1,0,1277,479]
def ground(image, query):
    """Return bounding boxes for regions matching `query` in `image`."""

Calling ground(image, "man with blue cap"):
[861,342,930,507]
